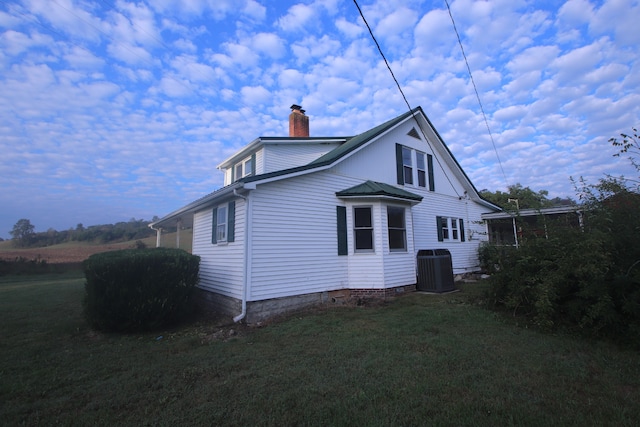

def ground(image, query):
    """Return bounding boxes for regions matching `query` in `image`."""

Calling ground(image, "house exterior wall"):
[192,198,245,299]
[330,120,492,273]
[248,172,349,301]
[188,111,496,315]
[262,143,338,174]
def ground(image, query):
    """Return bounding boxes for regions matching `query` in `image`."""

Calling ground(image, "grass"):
[1,274,639,426]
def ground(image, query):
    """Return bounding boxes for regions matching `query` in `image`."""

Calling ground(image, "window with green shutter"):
[212,201,236,244]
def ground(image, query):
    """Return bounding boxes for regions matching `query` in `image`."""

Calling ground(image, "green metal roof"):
[336,180,423,202]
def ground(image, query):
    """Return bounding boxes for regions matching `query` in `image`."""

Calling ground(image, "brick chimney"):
[289,104,309,137]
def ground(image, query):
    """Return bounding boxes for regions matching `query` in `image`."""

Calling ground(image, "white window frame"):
[243,158,253,177]
[387,206,407,252]
[402,147,413,185]
[353,206,374,253]
[416,151,426,188]
[216,205,227,243]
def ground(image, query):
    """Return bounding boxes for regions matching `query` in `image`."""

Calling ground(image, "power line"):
[444,0,509,189]
[353,0,462,197]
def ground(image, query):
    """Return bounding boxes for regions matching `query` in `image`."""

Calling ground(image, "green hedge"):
[83,248,200,332]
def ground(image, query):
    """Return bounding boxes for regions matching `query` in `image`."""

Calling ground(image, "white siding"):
[192,199,246,298]
[249,173,350,300]
[262,143,338,173]
[331,119,493,273]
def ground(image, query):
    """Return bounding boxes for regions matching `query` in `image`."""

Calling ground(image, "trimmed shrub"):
[83,248,200,332]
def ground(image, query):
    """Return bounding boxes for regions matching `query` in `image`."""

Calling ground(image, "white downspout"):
[233,188,250,323]
[149,224,162,248]
[176,218,182,248]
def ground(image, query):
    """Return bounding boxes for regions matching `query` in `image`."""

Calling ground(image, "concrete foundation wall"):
[196,285,417,324]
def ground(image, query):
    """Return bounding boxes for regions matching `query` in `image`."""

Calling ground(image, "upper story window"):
[232,154,256,182]
[416,152,426,188]
[396,144,434,190]
[354,206,374,252]
[402,147,413,185]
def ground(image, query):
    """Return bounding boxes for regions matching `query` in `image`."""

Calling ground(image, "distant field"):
[0,230,192,263]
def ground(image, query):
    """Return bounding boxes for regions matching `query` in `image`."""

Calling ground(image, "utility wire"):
[353,0,462,197]
[444,0,509,188]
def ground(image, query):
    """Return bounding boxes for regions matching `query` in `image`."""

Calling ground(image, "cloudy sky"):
[1,0,639,238]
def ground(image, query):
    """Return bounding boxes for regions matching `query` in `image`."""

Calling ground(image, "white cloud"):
[240,85,271,106]
[335,18,363,38]
[252,32,286,58]
[277,4,315,32]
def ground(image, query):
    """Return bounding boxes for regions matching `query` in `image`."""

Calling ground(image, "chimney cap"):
[290,104,304,112]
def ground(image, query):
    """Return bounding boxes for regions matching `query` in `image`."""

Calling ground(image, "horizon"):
[1,0,639,239]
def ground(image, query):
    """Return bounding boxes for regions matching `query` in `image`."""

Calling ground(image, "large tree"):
[479,183,568,210]
[10,219,35,247]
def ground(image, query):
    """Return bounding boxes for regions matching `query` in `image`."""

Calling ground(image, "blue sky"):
[1,0,639,239]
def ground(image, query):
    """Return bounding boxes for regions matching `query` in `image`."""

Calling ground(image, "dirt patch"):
[0,244,132,264]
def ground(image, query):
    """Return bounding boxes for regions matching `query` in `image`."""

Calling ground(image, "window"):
[416,152,426,188]
[212,201,235,244]
[243,158,253,177]
[397,144,433,189]
[437,216,465,242]
[387,206,406,251]
[451,218,458,240]
[232,153,256,182]
[354,206,374,252]
[216,206,227,242]
[402,147,413,185]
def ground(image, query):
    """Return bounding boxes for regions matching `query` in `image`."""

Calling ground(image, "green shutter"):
[395,143,404,185]
[427,154,435,191]
[211,208,218,244]
[436,216,444,242]
[231,165,235,183]
[459,218,465,242]
[227,201,235,243]
[337,206,348,256]
[251,153,256,175]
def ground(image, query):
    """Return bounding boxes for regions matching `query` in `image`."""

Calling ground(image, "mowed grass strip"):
[1,274,639,426]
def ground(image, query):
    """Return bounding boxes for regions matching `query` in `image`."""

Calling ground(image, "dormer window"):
[232,154,256,182]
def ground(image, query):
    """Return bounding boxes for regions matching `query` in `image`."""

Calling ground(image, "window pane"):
[389,229,406,250]
[441,217,449,240]
[354,207,372,227]
[218,206,227,224]
[403,166,413,184]
[216,225,226,242]
[418,170,426,187]
[355,229,373,250]
[387,207,404,228]
[244,159,252,176]
[416,152,425,169]
[402,147,412,165]
[402,147,413,185]
[235,164,242,179]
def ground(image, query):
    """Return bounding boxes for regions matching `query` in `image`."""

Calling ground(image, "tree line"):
[8,217,165,248]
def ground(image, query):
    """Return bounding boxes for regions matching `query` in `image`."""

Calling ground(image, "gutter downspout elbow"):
[233,188,249,323]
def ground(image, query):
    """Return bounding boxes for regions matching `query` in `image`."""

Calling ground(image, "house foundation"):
[195,285,417,324]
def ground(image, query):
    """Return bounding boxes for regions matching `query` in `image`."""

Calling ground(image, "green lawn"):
[1,274,639,426]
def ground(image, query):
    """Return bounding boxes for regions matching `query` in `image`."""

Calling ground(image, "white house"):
[150,105,500,322]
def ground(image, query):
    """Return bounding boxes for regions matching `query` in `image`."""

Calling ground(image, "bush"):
[83,248,200,332]
[482,181,640,346]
